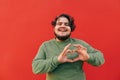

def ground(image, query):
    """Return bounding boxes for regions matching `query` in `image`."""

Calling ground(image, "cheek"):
[54,27,59,34]
[67,27,71,32]
[54,26,58,31]
[54,26,59,29]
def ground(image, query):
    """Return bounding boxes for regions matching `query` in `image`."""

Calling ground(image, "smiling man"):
[32,14,105,80]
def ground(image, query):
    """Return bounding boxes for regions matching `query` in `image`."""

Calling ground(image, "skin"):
[54,17,71,42]
[54,17,90,63]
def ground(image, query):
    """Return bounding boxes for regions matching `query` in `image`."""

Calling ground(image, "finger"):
[73,44,87,51]
[83,47,87,50]
[62,43,72,55]
[63,49,73,56]
[66,59,73,63]
[64,43,72,50]
[73,57,80,62]
[72,49,78,53]
[80,47,87,53]
[66,49,73,54]
[72,44,83,48]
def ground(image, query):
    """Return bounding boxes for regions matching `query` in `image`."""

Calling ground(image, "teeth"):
[58,28,67,32]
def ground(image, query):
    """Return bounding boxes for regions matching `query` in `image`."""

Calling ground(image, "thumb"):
[66,59,74,63]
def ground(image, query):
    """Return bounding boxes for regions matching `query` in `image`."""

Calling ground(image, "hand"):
[58,43,74,63]
[72,44,90,62]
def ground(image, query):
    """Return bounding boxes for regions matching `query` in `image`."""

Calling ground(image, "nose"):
[60,23,65,27]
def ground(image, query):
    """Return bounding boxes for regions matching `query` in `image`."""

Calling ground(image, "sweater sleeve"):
[81,40,105,66]
[87,48,105,66]
[32,43,60,74]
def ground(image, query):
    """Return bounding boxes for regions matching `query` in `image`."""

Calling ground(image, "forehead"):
[56,17,69,23]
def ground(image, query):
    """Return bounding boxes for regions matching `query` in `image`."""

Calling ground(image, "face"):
[54,17,71,41]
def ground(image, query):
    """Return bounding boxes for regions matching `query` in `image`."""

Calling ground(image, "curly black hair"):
[51,13,76,32]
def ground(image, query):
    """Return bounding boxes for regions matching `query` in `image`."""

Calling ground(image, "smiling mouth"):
[58,27,68,32]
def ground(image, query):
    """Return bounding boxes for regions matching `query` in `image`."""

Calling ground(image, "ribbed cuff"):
[87,54,94,63]
[53,56,61,66]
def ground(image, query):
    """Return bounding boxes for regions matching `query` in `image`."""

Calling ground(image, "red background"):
[0,0,120,80]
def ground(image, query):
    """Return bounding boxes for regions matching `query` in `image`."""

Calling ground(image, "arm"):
[73,40,105,66]
[32,43,60,74]
[87,48,105,66]
[82,40,105,66]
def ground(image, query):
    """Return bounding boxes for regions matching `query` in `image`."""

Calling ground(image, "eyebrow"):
[57,22,69,23]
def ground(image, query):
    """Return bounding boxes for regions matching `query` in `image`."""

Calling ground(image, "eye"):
[56,22,62,26]
[56,22,69,26]
[64,23,69,26]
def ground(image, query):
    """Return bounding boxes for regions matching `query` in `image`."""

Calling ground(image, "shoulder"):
[71,38,91,46]
[42,39,55,46]
[38,39,54,49]
[71,38,86,43]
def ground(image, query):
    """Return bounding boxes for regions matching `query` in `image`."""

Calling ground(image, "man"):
[32,13,105,80]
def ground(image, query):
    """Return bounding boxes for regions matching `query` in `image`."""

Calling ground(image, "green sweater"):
[32,38,105,80]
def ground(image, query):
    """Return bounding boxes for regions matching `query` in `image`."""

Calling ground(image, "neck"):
[55,37,70,42]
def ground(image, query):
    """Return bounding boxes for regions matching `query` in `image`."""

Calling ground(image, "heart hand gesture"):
[58,43,74,63]
[58,43,90,63]
[72,44,90,62]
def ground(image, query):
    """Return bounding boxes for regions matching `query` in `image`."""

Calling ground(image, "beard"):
[54,32,71,41]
